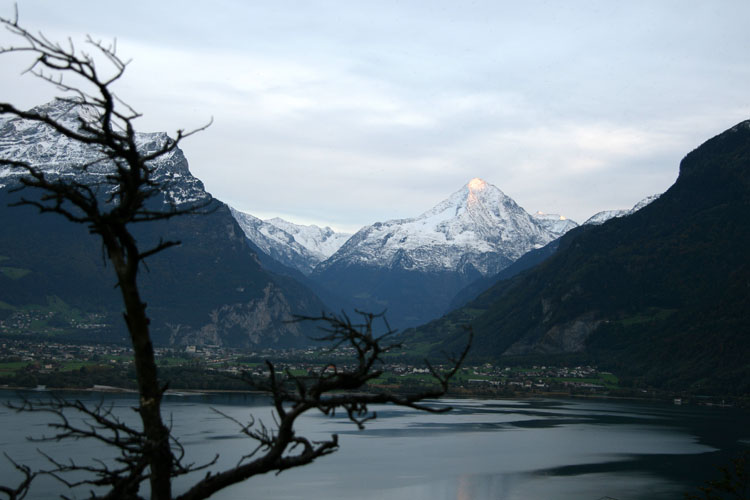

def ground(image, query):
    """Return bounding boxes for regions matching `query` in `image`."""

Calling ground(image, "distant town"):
[1,337,623,397]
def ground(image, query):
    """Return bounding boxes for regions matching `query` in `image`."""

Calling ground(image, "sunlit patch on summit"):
[467,177,487,191]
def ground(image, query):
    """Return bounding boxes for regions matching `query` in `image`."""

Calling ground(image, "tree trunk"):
[111,244,173,500]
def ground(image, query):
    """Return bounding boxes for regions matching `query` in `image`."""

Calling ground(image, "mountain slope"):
[311,178,558,329]
[583,194,660,225]
[318,178,555,275]
[0,100,326,348]
[230,208,322,275]
[406,121,750,395]
[266,217,352,262]
[447,237,563,311]
[532,212,578,237]
[449,196,658,310]
[229,208,351,275]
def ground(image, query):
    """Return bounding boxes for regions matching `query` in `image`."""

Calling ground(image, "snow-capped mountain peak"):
[532,211,579,237]
[229,208,352,275]
[264,217,352,261]
[0,99,208,206]
[317,178,557,276]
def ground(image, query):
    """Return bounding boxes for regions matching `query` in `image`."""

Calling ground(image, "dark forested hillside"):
[0,100,332,349]
[0,188,327,349]
[405,121,750,395]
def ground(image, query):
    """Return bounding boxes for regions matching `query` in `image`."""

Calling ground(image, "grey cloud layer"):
[1,0,748,230]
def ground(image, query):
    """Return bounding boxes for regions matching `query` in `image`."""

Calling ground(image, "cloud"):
[2,0,749,230]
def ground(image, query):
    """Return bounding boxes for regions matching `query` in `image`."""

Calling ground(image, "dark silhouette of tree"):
[0,11,471,500]
[686,452,749,500]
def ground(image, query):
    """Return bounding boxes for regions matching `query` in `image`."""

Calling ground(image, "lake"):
[0,390,747,499]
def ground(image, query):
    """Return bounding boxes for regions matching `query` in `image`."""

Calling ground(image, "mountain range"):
[230,208,350,275]
[0,99,326,349]
[5,99,745,395]
[402,120,750,395]
[229,178,658,330]
[307,178,566,328]
[446,194,661,310]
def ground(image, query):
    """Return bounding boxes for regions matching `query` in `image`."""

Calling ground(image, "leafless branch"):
[0,10,216,498]
[0,453,36,500]
[0,12,470,500]
[175,312,471,500]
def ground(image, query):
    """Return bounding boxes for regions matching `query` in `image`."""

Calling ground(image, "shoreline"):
[1,384,744,409]
[0,384,266,396]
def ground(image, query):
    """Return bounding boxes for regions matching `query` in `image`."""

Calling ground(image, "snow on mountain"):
[631,194,661,212]
[0,99,208,206]
[0,99,332,348]
[317,178,556,276]
[229,208,320,274]
[583,209,630,226]
[229,209,352,275]
[583,194,661,225]
[265,218,352,261]
[532,212,579,237]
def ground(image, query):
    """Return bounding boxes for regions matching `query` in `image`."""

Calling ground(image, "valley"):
[0,6,747,500]
[0,99,748,400]
[0,337,630,400]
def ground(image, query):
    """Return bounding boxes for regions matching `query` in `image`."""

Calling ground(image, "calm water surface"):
[0,390,747,499]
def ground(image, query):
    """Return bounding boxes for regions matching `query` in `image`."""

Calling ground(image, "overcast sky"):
[1,1,749,232]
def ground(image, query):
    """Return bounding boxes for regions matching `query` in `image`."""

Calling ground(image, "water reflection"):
[0,391,747,500]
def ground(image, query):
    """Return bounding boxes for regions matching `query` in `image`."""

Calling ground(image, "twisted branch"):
[175,312,471,500]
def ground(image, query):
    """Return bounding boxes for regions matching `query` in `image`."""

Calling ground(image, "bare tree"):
[0,11,471,500]
[686,452,749,500]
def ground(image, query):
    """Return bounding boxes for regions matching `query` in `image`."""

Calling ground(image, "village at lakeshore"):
[0,337,744,408]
